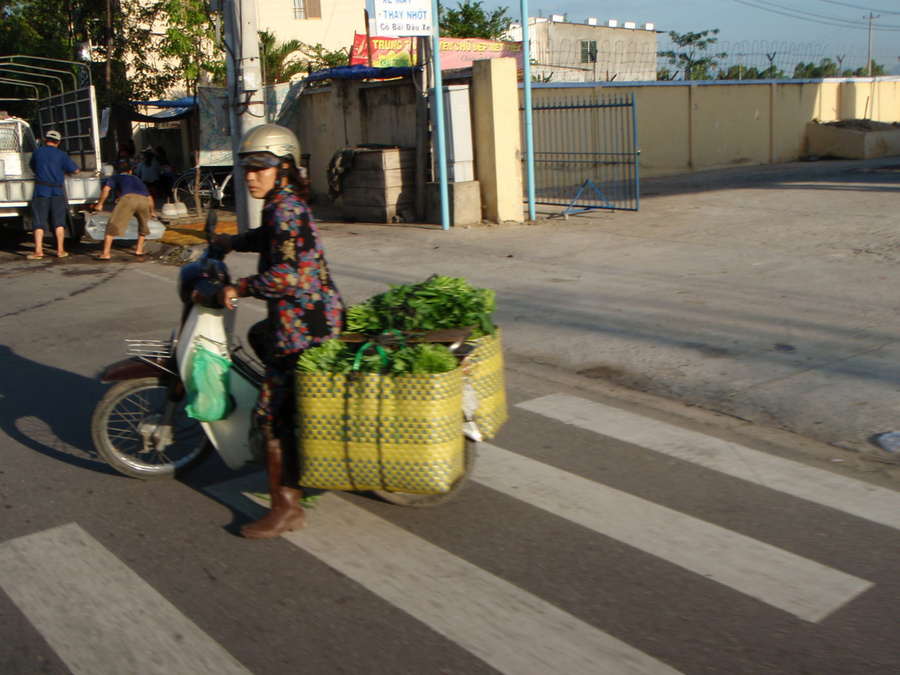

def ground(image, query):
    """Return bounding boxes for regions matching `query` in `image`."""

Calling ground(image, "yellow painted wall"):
[632,85,691,173]
[472,58,524,222]
[689,83,771,169]
[815,81,842,121]
[873,80,900,121]
[256,0,365,54]
[523,79,900,179]
[293,77,900,200]
[772,82,820,161]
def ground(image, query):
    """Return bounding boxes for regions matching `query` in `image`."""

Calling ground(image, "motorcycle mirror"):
[205,209,218,243]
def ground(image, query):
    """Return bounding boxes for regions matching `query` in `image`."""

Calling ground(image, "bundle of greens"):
[297,340,459,375]
[346,275,497,339]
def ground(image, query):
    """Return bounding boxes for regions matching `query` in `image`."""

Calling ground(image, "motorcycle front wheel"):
[91,377,213,480]
[372,437,476,508]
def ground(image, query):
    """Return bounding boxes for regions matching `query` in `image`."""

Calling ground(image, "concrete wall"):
[288,67,521,223]
[288,79,419,198]
[288,74,900,212]
[472,59,523,222]
[524,78,900,178]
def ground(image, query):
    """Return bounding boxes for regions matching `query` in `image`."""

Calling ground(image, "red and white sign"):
[351,34,524,74]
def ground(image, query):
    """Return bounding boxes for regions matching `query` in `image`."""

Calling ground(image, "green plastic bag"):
[185,344,234,422]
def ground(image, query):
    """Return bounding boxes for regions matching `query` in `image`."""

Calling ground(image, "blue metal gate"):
[522,90,639,214]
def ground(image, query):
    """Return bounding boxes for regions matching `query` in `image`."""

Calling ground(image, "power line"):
[730,0,900,30]
[736,0,900,28]
[813,0,900,16]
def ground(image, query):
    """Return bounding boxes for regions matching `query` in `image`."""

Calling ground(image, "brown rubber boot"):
[241,439,307,539]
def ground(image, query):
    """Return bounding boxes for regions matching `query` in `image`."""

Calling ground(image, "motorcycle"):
[90,210,477,507]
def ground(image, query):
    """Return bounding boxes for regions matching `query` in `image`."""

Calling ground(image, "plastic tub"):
[85,212,166,241]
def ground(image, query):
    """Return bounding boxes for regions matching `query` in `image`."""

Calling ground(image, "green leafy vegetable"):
[297,339,352,373]
[299,275,498,375]
[345,275,497,338]
[298,340,459,375]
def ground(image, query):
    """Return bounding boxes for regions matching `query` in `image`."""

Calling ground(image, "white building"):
[506,16,659,82]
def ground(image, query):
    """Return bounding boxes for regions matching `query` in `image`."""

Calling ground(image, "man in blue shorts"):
[90,159,156,259]
[29,130,79,259]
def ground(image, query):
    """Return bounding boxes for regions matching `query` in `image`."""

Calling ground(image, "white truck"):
[0,56,108,241]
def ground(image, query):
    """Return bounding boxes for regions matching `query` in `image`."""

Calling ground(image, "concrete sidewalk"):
[170,157,900,458]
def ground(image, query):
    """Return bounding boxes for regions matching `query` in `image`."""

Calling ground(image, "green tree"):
[259,30,307,85]
[795,57,887,78]
[154,0,223,214]
[717,65,761,80]
[657,67,675,81]
[659,29,726,80]
[717,63,785,80]
[296,42,350,71]
[0,0,71,61]
[156,0,222,95]
[792,58,840,79]
[852,60,886,76]
[439,0,511,40]
[0,0,171,124]
[759,64,786,79]
[258,31,349,84]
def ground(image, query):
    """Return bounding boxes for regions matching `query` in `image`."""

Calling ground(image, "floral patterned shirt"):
[231,186,344,361]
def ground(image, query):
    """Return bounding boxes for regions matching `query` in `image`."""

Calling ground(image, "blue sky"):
[483,0,900,68]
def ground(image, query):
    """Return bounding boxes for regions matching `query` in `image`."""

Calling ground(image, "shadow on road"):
[639,157,900,199]
[0,344,117,475]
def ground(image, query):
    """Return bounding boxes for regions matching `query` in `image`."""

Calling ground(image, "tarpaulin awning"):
[116,96,197,123]
[113,104,194,123]
[130,96,197,108]
[303,64,421,83]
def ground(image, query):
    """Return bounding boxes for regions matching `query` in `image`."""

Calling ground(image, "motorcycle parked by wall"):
[90,211,476,507]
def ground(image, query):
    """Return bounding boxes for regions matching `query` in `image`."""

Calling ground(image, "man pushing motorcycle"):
[212,125,345,539]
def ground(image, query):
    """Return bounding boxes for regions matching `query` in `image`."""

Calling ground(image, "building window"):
[581,40,597,63]
[293,0,321,19]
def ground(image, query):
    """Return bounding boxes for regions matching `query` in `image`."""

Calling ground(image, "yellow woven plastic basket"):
[296,369,465,493]
[465,329,508,440]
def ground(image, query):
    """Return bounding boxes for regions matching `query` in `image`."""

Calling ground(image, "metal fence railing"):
[522,90,639,214]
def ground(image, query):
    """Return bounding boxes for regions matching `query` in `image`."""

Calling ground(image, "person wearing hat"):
[134,146,164,200]
[28,129,78,259]
[211,124,344,539]
[90,158,156,259]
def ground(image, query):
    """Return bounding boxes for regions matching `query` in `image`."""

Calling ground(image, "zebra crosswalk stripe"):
[207,473,684,675]
[473,442,872,623]
[0,523,251,675]
[517,394,900,531]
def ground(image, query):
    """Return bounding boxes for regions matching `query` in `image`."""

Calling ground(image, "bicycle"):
[171,167,234,211]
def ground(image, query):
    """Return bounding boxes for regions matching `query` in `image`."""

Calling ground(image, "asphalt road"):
[1,254,900,674]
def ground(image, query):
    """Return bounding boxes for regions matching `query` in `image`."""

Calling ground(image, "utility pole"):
[865,13,879,77]
[222,0,265,232]
[105,0,116,163]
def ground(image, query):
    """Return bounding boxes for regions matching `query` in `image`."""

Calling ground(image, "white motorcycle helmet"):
[237,124,301,169]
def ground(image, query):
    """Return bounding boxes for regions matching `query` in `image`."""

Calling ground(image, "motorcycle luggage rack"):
[124,339,173,360]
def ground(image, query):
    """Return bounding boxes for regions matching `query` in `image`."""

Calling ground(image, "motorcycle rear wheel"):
[92,377,213,480]
[371,437,476,508]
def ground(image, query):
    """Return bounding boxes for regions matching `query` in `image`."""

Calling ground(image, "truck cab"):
[0,113,103,240]
[0,63,106,241]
